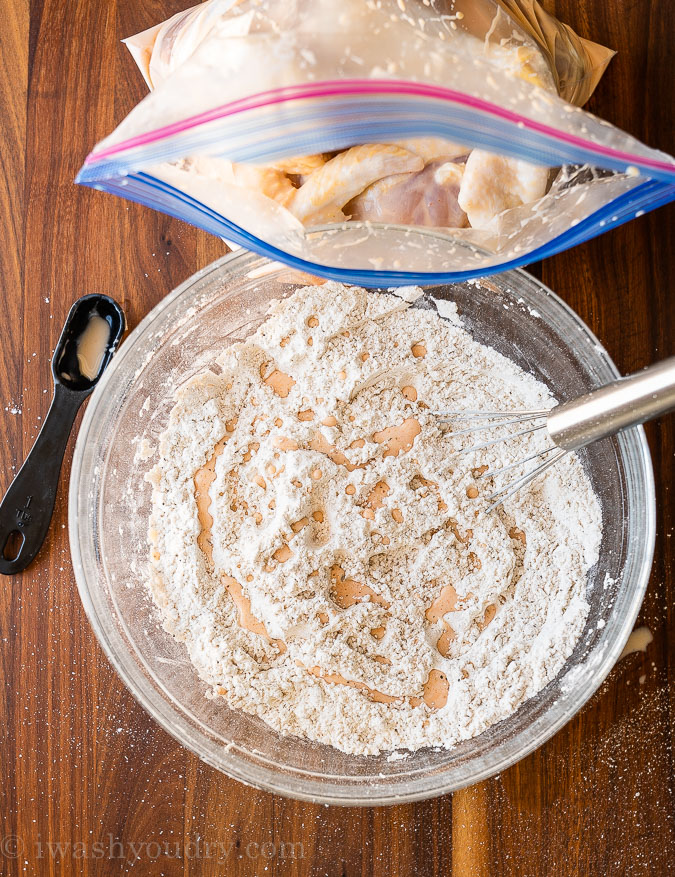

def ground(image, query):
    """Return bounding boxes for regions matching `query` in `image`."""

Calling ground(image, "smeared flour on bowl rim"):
[146,281,601,755]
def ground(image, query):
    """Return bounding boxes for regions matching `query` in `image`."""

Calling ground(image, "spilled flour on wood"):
[146,282,601,755]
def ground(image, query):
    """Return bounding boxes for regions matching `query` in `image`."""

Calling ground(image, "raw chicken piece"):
[125,0,252,90]
[346,160,467,228]
[486,43,555,92]
[231,163,296,206]
[178,156,295,206]
[287,144,423,226]
[458,150,550,229]
[392,137,469,163]
[262,154,329,175]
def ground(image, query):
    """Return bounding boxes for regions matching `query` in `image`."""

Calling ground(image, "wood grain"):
[0,1,672,875]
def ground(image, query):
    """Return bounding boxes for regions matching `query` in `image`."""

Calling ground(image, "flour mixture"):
[146,282,602,755]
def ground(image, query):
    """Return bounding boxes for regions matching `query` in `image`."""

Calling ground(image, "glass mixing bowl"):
[69,245,654,805]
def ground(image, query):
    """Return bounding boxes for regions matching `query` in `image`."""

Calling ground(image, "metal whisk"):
[437,357,675,512]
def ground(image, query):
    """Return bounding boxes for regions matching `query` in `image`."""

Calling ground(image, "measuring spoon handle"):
[0,383,87,575]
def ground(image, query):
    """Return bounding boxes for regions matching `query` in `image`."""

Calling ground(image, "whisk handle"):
[547,357,675,451]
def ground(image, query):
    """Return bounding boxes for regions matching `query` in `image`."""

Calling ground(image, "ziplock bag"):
[122,0,615,103]
[78,0,675,287]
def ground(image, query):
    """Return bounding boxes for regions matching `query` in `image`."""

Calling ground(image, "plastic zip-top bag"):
[78,0,675,286]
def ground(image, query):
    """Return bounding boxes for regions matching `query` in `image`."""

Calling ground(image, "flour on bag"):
[147,282,602,755]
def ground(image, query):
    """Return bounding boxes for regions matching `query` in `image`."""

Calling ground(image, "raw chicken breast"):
[458,150,550,229]
[287,144,423,225]
[231,163,296,206]
[346,160,467,228]
[393,137,469,163]
[177,156,296,206]
[262,154,329,175]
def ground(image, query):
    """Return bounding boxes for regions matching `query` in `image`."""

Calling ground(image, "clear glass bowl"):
[69,245,655,805]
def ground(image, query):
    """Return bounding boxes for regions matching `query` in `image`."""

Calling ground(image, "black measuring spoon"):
[0,294,125,575]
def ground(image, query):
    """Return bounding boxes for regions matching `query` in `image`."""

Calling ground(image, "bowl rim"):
[69,250,656,804]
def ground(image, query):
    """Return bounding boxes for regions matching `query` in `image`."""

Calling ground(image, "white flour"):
[146,282,602,755]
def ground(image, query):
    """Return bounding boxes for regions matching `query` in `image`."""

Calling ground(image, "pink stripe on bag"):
[86,79,675,174]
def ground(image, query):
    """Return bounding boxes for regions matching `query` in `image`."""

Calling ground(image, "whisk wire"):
[435,409,549,420]
[436,407,562,512]
[477,444,560,481]
[437,358,675,512]
[442,414,547,439]
[485,449,568,513]
[459,422,548,454]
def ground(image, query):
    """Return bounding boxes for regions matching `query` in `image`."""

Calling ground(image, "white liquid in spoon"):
[76,314,110,380]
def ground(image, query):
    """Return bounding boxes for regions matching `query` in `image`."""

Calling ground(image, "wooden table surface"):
[0,1,673,874]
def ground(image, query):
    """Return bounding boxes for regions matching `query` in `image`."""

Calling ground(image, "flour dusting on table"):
[146,282,601,755]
